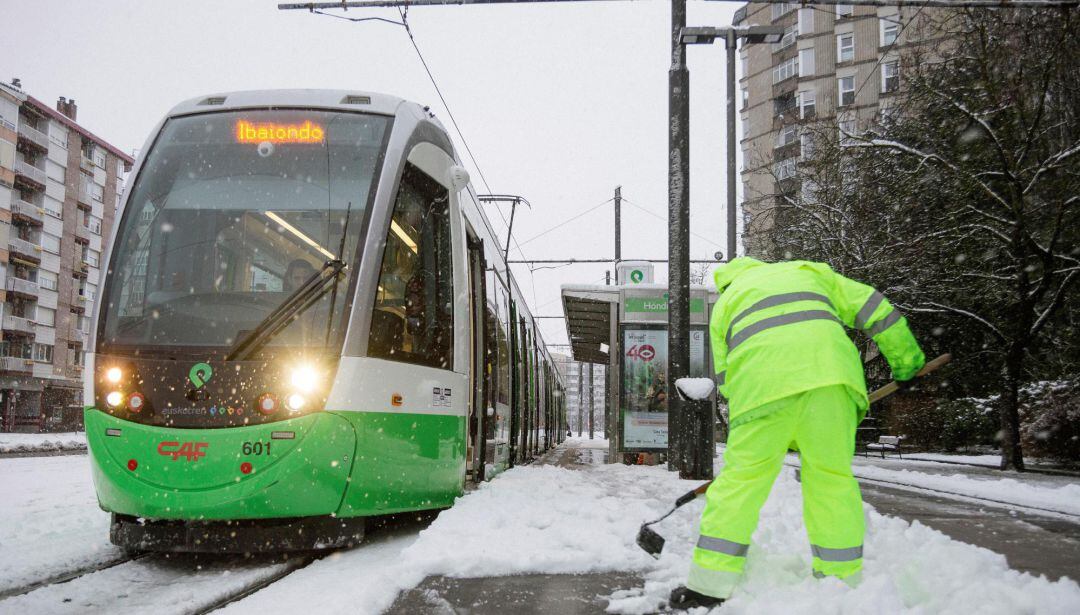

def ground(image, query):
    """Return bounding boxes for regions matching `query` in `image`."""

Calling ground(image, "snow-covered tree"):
[759,8,1079,471]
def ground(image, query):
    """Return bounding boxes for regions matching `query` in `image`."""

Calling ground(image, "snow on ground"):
[227,439,1080,614]
[0,432,86,454]
[2,555,295,614]
[0,455,119,595]
[847,463,1080,516]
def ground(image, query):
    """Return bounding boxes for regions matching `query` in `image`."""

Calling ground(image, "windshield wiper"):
[225,259,345,361]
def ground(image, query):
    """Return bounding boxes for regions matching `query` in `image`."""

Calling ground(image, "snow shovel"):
[634,353,951,558]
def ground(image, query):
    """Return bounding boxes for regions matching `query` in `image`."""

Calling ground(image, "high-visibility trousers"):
[687,384,865,599]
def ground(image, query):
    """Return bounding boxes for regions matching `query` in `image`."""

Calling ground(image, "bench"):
[864,435,904,459]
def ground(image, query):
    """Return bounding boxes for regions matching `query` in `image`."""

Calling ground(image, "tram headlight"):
[289,365,320,393]
[105,367,123,384]
[106,391,124,408]
[286,393,306,412]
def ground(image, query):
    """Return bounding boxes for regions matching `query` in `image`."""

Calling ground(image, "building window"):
[881,19,900,46]
[84,248,100,268]
[882,61,900,93]
[33,343,53,363]
[69,345,83,368]
[839,76,856,106]
[36,307,56,328]
[774,91,797,117]
[93,148,106,168]
[91,183,104,203]
[775,158,797,180]
[837,33,855,63]
[797,8,814,34]
[772,2,795,20]
[83,212,102,234]
[839,118,858,145]
[798,49,815,77]
[836,4,854,18]
[39,271,58,291]
[798,89,817,119]
[368,162,454,370]
[773,57,799,83]
[741,86,749,109]
[776,124,798,148]
[44,197,63,219]
[800,133,815,159]
[41,233,61,255]
[773,24,798,51]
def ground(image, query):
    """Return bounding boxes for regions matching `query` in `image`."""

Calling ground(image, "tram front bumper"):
[85,408,357,521]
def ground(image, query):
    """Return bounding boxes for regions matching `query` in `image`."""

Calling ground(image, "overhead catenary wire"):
[516,197,614,247]
[620,196,725,249]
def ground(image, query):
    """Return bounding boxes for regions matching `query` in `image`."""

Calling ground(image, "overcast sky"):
[6,0,743,349]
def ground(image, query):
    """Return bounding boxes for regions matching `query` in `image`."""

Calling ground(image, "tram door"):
[466,232,488,483]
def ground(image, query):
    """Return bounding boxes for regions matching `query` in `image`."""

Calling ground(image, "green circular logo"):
[630,270,644,283]
[189,362,213,389]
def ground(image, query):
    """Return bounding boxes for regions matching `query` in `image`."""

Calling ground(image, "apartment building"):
[553,353,606,435]
[735,2,931,256]
[0,80,133,432]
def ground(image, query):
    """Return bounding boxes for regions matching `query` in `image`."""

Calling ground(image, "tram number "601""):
[242,441,271,456]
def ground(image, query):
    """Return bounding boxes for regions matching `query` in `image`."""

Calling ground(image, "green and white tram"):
[85,90,566,552]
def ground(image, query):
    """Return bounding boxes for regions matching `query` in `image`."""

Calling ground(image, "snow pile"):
[607,464,1080,614]
[849,464,1080,516]
[0,456,118,594]
[676,378,717,401]
[0,432,87,454]
[228,447,1080,614]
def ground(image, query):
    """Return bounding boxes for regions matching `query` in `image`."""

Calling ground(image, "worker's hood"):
[713,257,767,290]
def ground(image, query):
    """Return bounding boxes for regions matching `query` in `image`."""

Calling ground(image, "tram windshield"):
[99,109,390,356]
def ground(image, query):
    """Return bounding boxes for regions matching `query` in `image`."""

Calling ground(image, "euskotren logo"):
[189,362,213,389]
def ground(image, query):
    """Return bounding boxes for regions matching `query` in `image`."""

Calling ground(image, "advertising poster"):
[622,329,669,449]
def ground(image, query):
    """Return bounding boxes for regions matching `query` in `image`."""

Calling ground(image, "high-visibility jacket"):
[711,257,924,428]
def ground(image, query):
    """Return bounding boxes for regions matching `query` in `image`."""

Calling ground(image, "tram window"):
[369,162,454,369]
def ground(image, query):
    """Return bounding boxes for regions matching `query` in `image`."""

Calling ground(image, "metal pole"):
[588,361,594,439]
[726,30,738,262]
[577,362,584,437]
[667,0,691,475]
[614,185,622,271]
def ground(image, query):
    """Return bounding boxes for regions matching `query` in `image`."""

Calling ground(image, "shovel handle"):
[867,353,951,404]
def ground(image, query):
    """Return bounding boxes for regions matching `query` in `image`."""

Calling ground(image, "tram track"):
[0,552,149,601]
[0,551,323,614]
[784,461,1080,521]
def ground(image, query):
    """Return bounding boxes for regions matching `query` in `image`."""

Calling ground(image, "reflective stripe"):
[866,309,902,337]
[811,544,863,562]
[727,292,834,345]
[854,291,885,330]
[729,310,841,351]
[716,371,726,386]
[697,535,750,557]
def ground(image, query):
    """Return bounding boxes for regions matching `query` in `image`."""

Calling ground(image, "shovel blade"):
[637,524,666,559]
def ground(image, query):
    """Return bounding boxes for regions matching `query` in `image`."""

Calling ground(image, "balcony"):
[80,156,94,173]
[70,288,89,313]
[14,160,46,188]
[72,257,89,278]
[6,277,39,298]
[10,199,45,225]
[8,236,42,263]
[77,183,92,206]
[0,356,34,374]
[17,123,50,151]
[69,322,88,345]
[75,224,93,244]
[3,313,37,336]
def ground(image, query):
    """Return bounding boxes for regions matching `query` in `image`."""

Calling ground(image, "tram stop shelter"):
[560,262,720,463]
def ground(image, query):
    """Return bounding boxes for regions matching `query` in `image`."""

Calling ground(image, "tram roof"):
[166,89,412,118]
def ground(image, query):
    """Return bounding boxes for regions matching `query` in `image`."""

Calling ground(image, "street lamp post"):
[680,25,786,263]
[674,24,783,479]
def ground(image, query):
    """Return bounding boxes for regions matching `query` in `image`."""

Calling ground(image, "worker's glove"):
[896,378,918,393]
